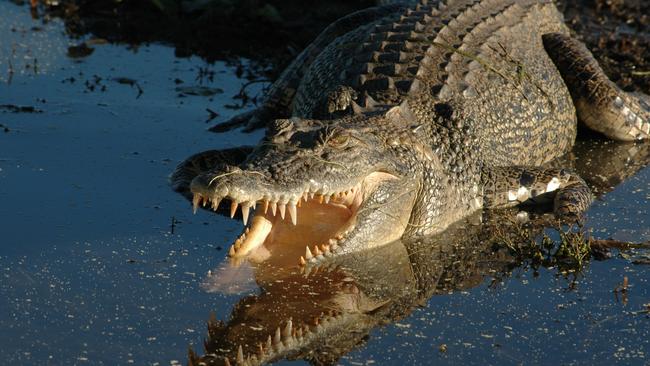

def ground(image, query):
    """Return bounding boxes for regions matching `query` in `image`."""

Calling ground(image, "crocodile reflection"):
[188,213,527,366]
[186,138,650,366]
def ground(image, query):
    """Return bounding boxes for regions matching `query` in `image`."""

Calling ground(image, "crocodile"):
[171,0,650,265]
[186,139,650,365]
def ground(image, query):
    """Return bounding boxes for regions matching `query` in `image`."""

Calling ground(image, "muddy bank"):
[15,0,650,90]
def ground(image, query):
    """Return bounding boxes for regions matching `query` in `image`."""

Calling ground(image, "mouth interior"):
[193,172,397,263]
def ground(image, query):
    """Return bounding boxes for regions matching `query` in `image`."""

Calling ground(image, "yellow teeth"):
[288,203,297,225]
[241,202,251,225]
[278,203,286,219]
[230,201,238,218]
[192,181,363,230]
[192,194,201,214]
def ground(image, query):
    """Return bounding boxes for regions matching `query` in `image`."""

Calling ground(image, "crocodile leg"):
[481,166,593,221]
[209,4,404,133]
[542,33,650,141]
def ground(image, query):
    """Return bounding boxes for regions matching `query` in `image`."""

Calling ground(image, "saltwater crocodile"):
[186,140,650,365]
[172,0,650,265]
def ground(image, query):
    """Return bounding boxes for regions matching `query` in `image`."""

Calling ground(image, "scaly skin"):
[172,0,649,265]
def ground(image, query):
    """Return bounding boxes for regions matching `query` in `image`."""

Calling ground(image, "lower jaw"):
[228,198,357,263]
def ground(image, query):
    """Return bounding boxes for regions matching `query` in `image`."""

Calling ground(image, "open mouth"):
[191,172,397,263]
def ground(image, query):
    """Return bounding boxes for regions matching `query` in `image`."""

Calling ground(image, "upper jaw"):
[189,169,368,225]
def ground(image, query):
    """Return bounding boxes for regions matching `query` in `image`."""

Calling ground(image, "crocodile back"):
[292,0,577,167]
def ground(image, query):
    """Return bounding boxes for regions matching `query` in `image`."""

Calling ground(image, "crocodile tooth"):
[257,343,264,357]
[241,202,251,225]
[282,319,292,340]
[230,201,238,218]
[324,195,331,204]
[263,200,269,214]
[305,246,313,260]
[211,197,222,211]
[299,256,306,265]
[296,328,303,339]
[288,203,297,225]
[237,345,244,364]
[318,195,324,204]
[274,327,282,345]
[192,194,201,214]
[270,201,277,216]
[202,196,208,207]
[224,357,231,366]
[229,245,236,256]
[313,245,322,256]
[309,192,315,199]
[266,335,272,352]
[322,244,330,254]
[279,203,286,220]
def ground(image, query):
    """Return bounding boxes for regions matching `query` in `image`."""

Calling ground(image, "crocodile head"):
[190,103,429,262]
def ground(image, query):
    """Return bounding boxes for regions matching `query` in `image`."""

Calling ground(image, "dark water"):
[1,2,649,365]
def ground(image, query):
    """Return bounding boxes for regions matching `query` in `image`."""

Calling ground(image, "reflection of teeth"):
[273,327,282,345]
[221,313,351,365]
[282,319,292,340]
[237,345,244,364]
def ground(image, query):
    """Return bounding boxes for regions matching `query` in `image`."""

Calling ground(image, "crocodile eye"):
[327,134,350,148]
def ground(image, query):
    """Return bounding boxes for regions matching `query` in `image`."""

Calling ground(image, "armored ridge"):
[172,0,649,267]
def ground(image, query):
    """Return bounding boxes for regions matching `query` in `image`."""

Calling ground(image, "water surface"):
[1,2,649,365]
